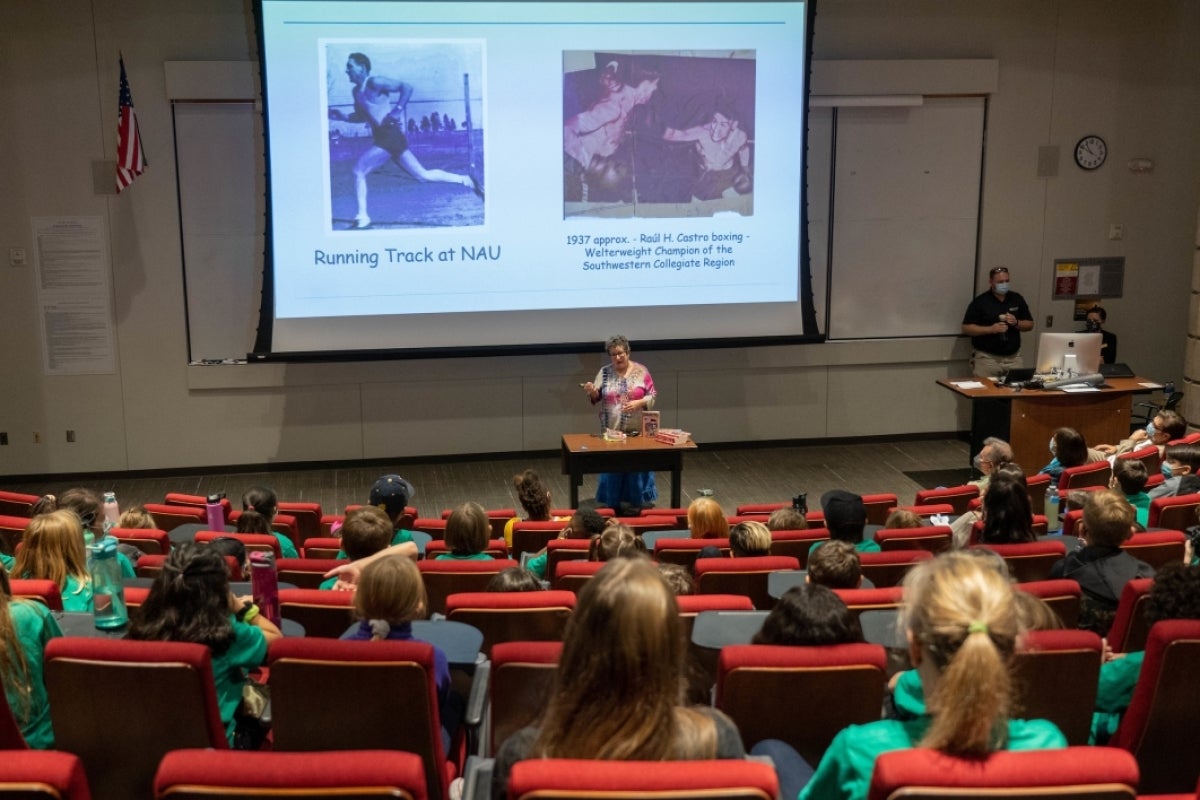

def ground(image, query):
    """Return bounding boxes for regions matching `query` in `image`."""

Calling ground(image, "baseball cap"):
[369,475,415,519]
[820,489,866,532]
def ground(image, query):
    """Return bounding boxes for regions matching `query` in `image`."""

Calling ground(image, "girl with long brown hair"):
[491,558,744,798]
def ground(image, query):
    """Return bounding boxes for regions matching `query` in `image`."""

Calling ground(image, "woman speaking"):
[583,334,657,512]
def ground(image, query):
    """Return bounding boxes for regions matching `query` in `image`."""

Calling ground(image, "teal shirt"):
[809,538,882,557]
[891,669,926,717]
[0,552,12,571]
[335,528,414,560]
[211,616,269,745]
[433,552,494,561]
[61,574,92,613]
[1091,651,1144,745]
[4,600,62,749]
[799,716,1067,800]
[273,531,299,559]
[525,551,549,580]
[1125,493,1151,529]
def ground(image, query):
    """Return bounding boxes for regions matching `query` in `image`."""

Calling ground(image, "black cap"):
[820,489,866,533]
[369,475,415,520]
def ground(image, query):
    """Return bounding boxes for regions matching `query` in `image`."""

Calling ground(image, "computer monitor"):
[1035,332,1102,376]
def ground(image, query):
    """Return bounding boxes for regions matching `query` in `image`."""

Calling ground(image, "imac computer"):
[1035,332,1102,377]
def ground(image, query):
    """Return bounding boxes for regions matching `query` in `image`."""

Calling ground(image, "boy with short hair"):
[1111,458,1151,527]
[806,540,862,589]
[320,506,397,589]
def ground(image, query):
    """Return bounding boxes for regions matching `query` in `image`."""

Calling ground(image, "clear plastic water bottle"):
[88,539,128,630]
[102,491,120,534]
[205,493,225,532]
[249,551,280,626]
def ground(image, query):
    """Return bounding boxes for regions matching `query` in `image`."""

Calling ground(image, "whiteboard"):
[175,102,263,361]
[827,97,984,340]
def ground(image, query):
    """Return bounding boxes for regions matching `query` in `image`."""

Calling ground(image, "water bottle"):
[249,551,281,626]
[102,491,120,534]
[88,539,128,630]
[205,493,225,531]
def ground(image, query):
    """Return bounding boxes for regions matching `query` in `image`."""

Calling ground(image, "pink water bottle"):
[249,551,281,626]
[205,493,225,531]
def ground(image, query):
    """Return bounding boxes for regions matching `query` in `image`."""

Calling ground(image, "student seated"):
[491,559,745,799]
[436,502,494,561]
[1091,563,1200,743]
[14,511,93,612]
[241,486,299,559]
[1096,409,1185,459]
[657,562,694,595]
[30,489,138,577]
[321,506,401,589]
[766,506,807,531]
[588,521,648,562]
[976,472,1037,545]
[116,505,157,530]
[523,507,606,581]
[0,570,62,748]
[486,566,545,593]
[884,509,922,529]
[1148,443,1200,500]
[502,469,568,548]
[729,520,771,558]
[367,474,419,545]
[687,497,729,539]
[1111,458,1151,528]
[752,551,1066,800]
[1050,489,1154,637]
[806,540,862,589]
[809,490,880,557]
[1039,427,1105,486]
[753,583,862,646]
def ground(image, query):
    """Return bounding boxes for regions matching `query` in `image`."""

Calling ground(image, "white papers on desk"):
[950,381,987,389]
[1059,384,1101,393]
[1139,382,1163,389]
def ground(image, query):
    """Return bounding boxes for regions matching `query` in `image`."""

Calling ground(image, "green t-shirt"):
[61,574,93,613]
[4,600,62,749]
[272,531,299,559]
[211,616,269,745]
[799,716,1067,800]
[334,528,414,560]
[1091,650,1144,745]
[891,669,926,717]
[809,538,882,557]
[433,552,494,561]
[525,551,549,580]
[0,552,13,571]
[1126,493,1151,529]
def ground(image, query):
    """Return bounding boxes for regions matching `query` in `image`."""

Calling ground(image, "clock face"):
[1075,135,1107,170]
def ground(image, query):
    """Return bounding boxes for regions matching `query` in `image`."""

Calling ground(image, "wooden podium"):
[938,377,1154,470]
[561,433,697,508]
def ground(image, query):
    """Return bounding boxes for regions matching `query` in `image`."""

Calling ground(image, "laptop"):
[1099,362,1135,378]
[999,367,1035,385]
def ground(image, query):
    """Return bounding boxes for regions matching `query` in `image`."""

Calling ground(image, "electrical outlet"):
[66,429,76,443]
[33,432,40,444]
[1045,315,1053,327]
[0,432,7,446]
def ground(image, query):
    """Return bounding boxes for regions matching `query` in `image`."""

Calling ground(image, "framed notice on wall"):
[1053,257,1124,301]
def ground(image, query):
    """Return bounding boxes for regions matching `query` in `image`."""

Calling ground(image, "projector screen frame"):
[250,0,820,363]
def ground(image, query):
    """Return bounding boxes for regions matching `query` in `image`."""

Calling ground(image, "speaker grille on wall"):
[92,160,119,195]
[1037,145,1059,178]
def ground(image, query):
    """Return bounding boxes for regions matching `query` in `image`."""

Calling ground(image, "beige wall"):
[1,0,1198,475]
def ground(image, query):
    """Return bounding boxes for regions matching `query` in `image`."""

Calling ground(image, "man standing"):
[329,52,479,229]
[961,266,1035,377]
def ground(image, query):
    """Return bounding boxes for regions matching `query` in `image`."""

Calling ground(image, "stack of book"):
[655,428,691,445]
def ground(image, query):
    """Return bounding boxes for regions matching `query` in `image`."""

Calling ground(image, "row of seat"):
[9,617,1200,799]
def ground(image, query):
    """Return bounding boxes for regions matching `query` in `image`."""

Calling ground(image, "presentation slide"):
[257,0,813,356]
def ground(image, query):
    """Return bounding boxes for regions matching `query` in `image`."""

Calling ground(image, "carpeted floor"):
[902,468,976,490]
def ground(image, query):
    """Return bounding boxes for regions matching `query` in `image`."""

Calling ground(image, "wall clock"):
[1074,135,1107,170]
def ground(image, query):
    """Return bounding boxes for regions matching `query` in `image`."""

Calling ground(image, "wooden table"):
[938,376,1155,470]
[561,433,697,509]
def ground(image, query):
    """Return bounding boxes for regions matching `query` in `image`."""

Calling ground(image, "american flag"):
[115,56,147,193]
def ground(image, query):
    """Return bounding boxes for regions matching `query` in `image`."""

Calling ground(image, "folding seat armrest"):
[463,756,495,800]
[465,657,491,756]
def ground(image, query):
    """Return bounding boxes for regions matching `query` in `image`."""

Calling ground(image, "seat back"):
[1148,492,1200,530]
[1025,472,1052,516]
[141,503,207,532]
[1110,619,1200,794]
[507,759,778,800]
[424,539,510,561]
[1016,579,1082,628]
[0,514,29,556]
[717,643,887,767]
[227,511,299,550]
[862,494,901,526]
[444,591,576,654]
[437,508,514,540]
[0,688,28,749]
[1012,629,1103,745]
[544,539,591,581]
[275,557,348,589]
[488,641,562,756]
[913,485,980,515]
[694,556,801,610]
[0,490,40,518]
[511,521,565,560]
[832,586,905,620]
[275,501,323,546]
[654,538,732,569]
[0,751,91,800]
[153,749,427,800]
[193,531,281,558]
[551,560,606,594]
[301,537,342,559]
[163,493,234,523]
[267,639,449,800]
[858,550,933,588]
[866,746,1139,800]
[1121,530,1187,570]
[1106,577,1155,653]
[417,558,520,616]
[617,515,680,536]
[45,639,227,800]
[277,588,356,638]
[976,541,1067,583]
[8,579,64,611]
[411,517,450,540]
[1061,508,1084,538]
[768,528,830,567]
[1117,446,1162,479]
[109,527,171,555]
[1059,461,1113,492]
[874,526,953,553]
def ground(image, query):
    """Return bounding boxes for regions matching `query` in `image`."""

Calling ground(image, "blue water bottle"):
[88,539,128,630]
